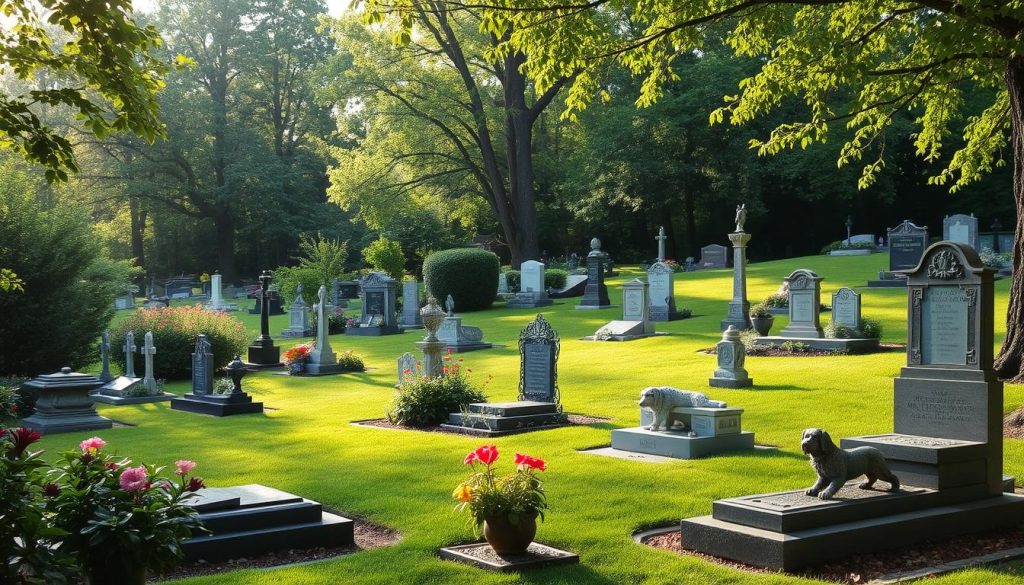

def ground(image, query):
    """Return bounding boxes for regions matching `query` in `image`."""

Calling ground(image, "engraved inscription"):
[921,287,968,365]
[623,289,644,320]
[639,439,656,449]
[903,388,975,425]
[864,434,970,447]
[522,343,553,401]
[791,294,813,323]
[365,292,385,316]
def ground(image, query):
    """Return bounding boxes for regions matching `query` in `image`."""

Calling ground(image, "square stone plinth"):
[611,427,754,459]
[439,542,579,572]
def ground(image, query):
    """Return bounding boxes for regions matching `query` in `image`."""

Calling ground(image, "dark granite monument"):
[22,368,112,434]
[681,241,1024,571]
[246,270,282,367]
[869,220,928,287]
[441,315,567,436]
[699,244,728,269]
[171,353,264,417]
[346,272,401,336]
[576,237,614,310]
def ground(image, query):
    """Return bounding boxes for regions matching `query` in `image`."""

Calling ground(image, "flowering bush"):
[336,350,366,372]
[453,445,547,531]
[312,305,347,334]
[47,437,206,579]
[761,291,789,308]
[0,379,22,421]
[110,306,248,379]
[387,352,486,427]
[282,344,312,366]
[662,259,683,272]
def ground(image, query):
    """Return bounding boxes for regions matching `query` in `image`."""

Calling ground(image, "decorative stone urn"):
[420,296,446,342]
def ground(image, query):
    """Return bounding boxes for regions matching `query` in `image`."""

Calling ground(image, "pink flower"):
[8,428,41,457]
[175,460,197,476]
[119,466,149,492]
[187,476,206,492]
[79,437,106,455]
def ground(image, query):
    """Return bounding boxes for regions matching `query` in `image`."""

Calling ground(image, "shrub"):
[979,247,1008,269]
[274,265,322,306]
[505,270,521,291]
[362,236,406,280]
[739,329,768,352]
[423,248,499,312]
[337,350,366,372]
[762,291,789,308]
[0,161,136,376]
[824,316,883,340]
[749,303,773,319]
[387,356,486,427]
[296,232,348,289]
[109,306,248,379]
[312,306,347,334]
[545,269,568,289]
[0,382,20,421]
[820,240,878,254]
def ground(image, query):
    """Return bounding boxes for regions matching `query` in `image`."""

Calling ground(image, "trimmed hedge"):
[109,306,249,379]
[503,269,566,292]
[423,248,499,312]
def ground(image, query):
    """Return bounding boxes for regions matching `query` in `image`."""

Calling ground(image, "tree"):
[475,1,1024,379]
[296,232,349,287]
[327,5,569,265]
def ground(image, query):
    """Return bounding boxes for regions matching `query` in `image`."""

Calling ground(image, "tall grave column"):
[577,237,614,310]
[720,211,752,331]
[99,331,113,383]
[246,270,282,367]
[656,226,667,262]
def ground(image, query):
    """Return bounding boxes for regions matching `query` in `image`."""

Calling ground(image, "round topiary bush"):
[545,269,568,290]
[109,306,249,379]
[423,248,499,312]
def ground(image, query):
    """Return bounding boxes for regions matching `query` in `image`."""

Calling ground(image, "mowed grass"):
[38,252,1024,584]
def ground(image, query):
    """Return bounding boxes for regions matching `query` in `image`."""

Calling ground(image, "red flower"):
[187,476,206,492]
[43,483,59,497]
[8,427,41,457]
[0,429,6,438]
[471,445,498,466]
[514,453,547,471]
[464,451,478,465]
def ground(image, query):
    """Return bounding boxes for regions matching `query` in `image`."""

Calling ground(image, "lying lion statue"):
[639,387,726,432]
[801,428,900,500]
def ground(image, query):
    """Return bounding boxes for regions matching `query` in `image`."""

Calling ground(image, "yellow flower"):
[452,484,473,503]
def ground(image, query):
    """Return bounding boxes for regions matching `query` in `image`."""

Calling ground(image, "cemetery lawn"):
[45,252,1024,585]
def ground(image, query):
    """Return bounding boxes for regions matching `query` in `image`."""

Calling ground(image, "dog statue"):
[801,428,900,500]
[639,387,726,432]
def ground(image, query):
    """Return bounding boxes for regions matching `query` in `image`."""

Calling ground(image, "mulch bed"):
[643,517,1024,584]
[701,343,904,357]
[1004,410,1024,439]
[354,413,610,435]
[153,517,399,582]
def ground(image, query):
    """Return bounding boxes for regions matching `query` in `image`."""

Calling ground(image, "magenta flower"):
[119,466,149,492]
[79,437,106,455]
[175,460,197,476]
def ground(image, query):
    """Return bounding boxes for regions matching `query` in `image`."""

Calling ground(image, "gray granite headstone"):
[397,352,418,384]
[400,280,422,328]
[778,269,823,338]
[521,261,545,295]
[192,334,214,396]
[831,287,861,329]
[348,272,400,334]
[498,272,509,294]
[887,220,928,271]
[943,214,979,251]
[280,283,312,338]
[700,244,728,269]
[647,261,677,321]
[518,315,559,405]
[99,331,113,383]
[123,331,137,378]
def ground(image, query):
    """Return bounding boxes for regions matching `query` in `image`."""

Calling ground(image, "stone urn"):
[482,511,538,555]
[420,296,445,342]
[751,315,774,336]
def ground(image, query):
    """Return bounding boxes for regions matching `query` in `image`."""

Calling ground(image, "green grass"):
[38,252,1024,584]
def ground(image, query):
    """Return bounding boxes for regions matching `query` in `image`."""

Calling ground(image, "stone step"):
[681,493,1024,571]
[711,481,991,532]
[183,511,353,562]
[466,401,559,417]
[841,434,988,464]
[447,411,565,432]
[197,499,325,534]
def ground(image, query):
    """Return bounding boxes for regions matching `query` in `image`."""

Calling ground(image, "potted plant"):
[48,437,206,585]
[282,343,312,374]
[453,445,548,554]
[750,303,774,336]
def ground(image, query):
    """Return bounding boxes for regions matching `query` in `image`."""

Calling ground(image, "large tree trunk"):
[128,197,146,270]
[505,62,540,266]
[995,55,1024,382]
[213,214,237,284]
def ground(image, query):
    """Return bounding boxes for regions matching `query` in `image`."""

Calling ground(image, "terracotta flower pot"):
[751,316,774,336]
[85,559,147,585]
[483,511,538,554]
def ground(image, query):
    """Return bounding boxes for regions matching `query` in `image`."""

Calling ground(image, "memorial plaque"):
[779,269,824,338]
[623,287,644,320]
[365,291,385,316]
[921,287,969,365]
[517,315,560,405]
[700,244,728,269]
[790,294,813,323]
[887,220,928,271]
[831,287,861,328]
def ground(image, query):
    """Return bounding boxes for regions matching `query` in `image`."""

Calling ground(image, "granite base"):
[755,336,880,353]
[611,427,755,459]
[505,298,553,309]
[171,393,264,417]
[439,542,579,572]
[345,326,402,336]
[91,392,175,405]
[867,278,907,288]
[709,377,753,389]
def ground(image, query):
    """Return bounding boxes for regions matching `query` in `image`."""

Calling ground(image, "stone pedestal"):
[23,368,112,434]
[720,231,752,331]
[247,270,282,367]
[415,339,446,378]
[577,238,614,310]
[709,326,752,388]
[611,405,754,459]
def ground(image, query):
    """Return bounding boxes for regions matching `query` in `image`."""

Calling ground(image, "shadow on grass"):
[744,384,811,392]
[515,559,620,585]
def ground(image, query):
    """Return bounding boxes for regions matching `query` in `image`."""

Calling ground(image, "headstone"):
[246,270,282,366]
[647,261,681,321]
[22,368,112,434]
[778,269,824,338]
[280,283,313,338]
[887,220,929,271]
[720,223,752,331]
[141,331,158,395]
[709,326,752,388]
[397,352,418,384]
[700,244,728,269]
[943,213,979,250]
[346,272,401,336]
[519,314,559,404]
[98,331,113,383]
[656,226,668,262]
[172,355,264,416]
[497,272,509,294]
[684,257,695,272]
[124,331,137,378]
[592,280,657,340]
[192,334,214,396]
[505,261,553,308]
[400,280,423,329]
[831,287,862,329]
[114,286,135,310]
[306,285,344,375]
[680,241,1024,571]
[436,296,492,352]
[577,237,613,310]
[208,272,226,311]
[849,234,875,245]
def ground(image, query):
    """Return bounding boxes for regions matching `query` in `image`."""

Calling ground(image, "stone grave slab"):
[439,542,579,572]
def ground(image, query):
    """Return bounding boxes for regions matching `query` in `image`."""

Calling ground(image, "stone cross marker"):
[99,331,113,383]
[943,213,979,251]
[311,285,337,367]
[887,220,929,271]
[518,314,560,405]
[123,331,137,378]
[779,269,824,338]
[142,331,158,394]
[831,287,862,329]
[192,334,213,396]
[656,226,668,262]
